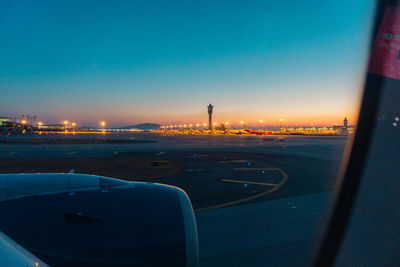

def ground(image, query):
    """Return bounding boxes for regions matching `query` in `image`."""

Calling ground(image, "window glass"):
[0,1,375,266]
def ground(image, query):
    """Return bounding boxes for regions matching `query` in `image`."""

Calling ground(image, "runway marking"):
[67,151,76,155]
[190,154,210,158]
[195,164,288,212]
[233,168,277,171]
[218,160,250,163]
[222,179,278,187]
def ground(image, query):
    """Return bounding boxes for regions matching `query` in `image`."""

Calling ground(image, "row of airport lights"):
[21,118,284,131]
[160,119,284,130]
[62,121,106,127]
[19,120,41,126]
[22,120,107,132]
[160,122,231,129]
[61,121,107,131]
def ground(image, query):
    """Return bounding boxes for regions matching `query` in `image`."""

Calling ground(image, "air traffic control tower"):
[343,117,349,134]
[208,104,214,130]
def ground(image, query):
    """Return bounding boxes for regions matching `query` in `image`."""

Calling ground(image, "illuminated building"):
[0,117,12,127]
[333,117,353,135]
[343,117,349,134]
[36,124,66,131]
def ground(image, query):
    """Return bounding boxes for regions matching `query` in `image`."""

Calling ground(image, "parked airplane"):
[243,125,272,135]
[220,124,248,135]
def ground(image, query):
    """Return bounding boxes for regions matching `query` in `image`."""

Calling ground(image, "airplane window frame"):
[313,0,394,265]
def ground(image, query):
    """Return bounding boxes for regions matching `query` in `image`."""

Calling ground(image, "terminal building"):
[0,117,25,134]
[0,117,12,127]
[37,124,66,131]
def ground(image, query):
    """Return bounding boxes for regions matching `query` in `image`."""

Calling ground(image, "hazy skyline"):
[0,0,375,127]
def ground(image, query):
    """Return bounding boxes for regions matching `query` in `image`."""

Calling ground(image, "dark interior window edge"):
[312,1,390,265]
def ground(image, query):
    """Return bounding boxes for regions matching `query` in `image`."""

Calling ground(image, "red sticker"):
[368,7,400,80]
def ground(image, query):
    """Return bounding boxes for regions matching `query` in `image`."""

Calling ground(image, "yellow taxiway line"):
[195,165,288,212]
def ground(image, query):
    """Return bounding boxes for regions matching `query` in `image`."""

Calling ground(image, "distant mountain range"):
[116,123,161,130]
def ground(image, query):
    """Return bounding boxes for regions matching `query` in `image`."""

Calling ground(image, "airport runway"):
[0,133,348,160]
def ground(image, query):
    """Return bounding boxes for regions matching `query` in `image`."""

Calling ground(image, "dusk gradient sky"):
[0,0,375,127]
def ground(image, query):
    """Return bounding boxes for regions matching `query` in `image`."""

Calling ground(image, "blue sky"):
[0,0,375,126]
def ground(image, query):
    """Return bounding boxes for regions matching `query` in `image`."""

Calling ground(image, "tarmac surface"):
[0,132,349,266]
[0,133,346,210]
[0,132,347,160]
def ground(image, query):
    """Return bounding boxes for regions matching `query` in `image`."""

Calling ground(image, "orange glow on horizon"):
[34,106,358,128]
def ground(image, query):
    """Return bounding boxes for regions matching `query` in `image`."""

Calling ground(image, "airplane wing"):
[0,173,199,266]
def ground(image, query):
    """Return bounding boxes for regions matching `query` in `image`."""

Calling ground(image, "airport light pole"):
[259,120,264,130]
[63,121,69,132]
[21,120,27,132]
